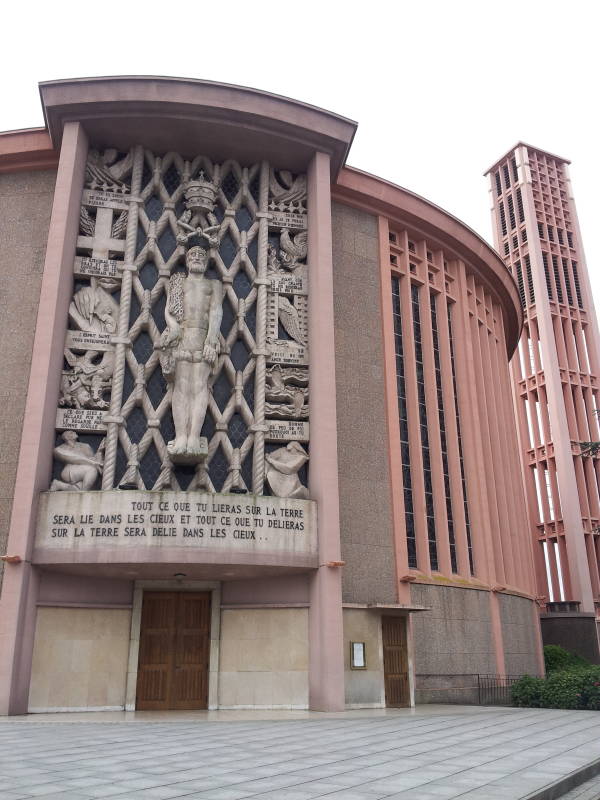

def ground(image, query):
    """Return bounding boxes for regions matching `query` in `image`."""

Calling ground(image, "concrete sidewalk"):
[1,705,600,799]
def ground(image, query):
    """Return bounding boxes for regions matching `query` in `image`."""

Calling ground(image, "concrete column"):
[307,151,345,711]
[0,121,88,714]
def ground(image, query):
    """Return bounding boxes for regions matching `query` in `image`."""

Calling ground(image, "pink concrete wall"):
[0,122,88,715]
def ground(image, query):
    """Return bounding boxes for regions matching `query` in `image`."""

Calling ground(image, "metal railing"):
[415,673,525,706]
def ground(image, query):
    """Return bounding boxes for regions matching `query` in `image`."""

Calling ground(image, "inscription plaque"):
[65,330,114,352]
[270,211,307,231]
[35,490,317,561]
[266,420,309,443]
[56,408,107,432]
[268,340,308,366]
[74,256,121,280]
[269,270,307,296]
[82,189,130,210]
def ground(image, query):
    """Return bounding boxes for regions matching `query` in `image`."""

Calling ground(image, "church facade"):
[0,77,543,714]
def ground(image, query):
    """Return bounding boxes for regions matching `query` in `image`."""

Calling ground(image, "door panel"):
[136,591,211,710]
[382,616,409,707]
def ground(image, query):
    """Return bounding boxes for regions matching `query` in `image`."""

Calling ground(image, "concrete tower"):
[486,144,600,661]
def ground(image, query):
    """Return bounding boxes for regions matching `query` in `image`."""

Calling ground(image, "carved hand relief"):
[51,149,310,498]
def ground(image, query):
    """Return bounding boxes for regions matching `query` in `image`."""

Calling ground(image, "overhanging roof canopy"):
[39,76,357,177]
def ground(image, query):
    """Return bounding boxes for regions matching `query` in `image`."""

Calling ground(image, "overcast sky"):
[2,0,598,308]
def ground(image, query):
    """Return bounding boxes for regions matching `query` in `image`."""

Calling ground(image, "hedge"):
[512,665,600,710]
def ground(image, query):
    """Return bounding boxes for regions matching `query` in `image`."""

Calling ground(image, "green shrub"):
[512,675,544,707]
[544,644,589,673]
[513,665,600,710]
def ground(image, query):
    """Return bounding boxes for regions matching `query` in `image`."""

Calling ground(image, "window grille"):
[516,188,524,223]
[448,306,474,575]
[431,292,457,573]
[499,202,507,236]
[542,252,553,300]
[572,261,583,309]
[524,255,535,304]
[514,260,526,308]
[562,257,574,306]
[411,284,438,571]
[511,157,519,182]
[551,254,564,304]
[507,195,516,230]
[391,277,417,569]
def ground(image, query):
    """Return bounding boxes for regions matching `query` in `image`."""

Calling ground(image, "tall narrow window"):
[431,292,457,573]
[572,261,583,309]
[567,230,574,248]
[514,260,526,308]
[542,252,553,299]
[516,188,524,223]
[511,156,519,183]
[503,163,511,189]
[412,284,438,571]
[495,171,502,196]
[551,254,564,304]
[524,255,535,304]
[507,195,516,230]
[391,277,417,568]
[562,257,574,306]
[499,202,507,236]
[448,306,475,575]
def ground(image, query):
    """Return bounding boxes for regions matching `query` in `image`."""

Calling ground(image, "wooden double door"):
[136,591,211,710]
[382,616,410,707]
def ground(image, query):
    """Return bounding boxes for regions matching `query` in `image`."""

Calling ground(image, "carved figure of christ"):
[163,248,223,462]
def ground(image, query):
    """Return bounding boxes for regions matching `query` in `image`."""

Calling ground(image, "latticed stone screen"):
[52,146,310,499]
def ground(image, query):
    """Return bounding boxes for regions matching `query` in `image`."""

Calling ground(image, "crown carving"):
[184,172,219,214]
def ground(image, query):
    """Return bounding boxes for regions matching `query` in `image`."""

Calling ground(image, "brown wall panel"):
[0,170,56,590]
[331,201,396,603]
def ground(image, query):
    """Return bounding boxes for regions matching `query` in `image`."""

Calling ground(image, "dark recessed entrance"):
[382,616,410,707]
[136,591,211,710]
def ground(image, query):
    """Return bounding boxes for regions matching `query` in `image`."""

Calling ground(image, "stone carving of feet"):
[187,436,208,458]
[167,437,188,457]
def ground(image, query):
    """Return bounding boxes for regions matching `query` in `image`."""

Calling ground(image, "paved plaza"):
[2,706,600,800]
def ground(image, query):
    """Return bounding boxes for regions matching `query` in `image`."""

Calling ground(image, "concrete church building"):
[0,77,543,715]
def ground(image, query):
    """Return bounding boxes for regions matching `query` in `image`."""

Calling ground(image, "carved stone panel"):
[51,149,311,499]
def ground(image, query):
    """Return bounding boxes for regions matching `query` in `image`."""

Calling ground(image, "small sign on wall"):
[350,641,366,670]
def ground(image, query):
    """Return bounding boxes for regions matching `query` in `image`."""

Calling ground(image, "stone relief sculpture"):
[69,282,119,335]
[276,296,305,346]
[265,442,309,499]
[85,149,131,193]
[50,431,105,491]
[51,148,310,497]
[175,173,222,248]
[59,351,114,410]
[158,246,223,463]
[269,169,307,215]
[265,366,309,419]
